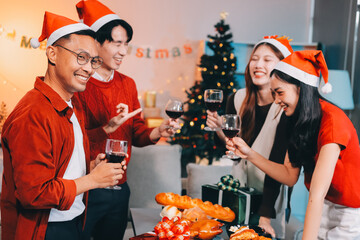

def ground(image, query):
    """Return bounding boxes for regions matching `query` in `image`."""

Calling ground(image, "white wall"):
[0,0,313,112]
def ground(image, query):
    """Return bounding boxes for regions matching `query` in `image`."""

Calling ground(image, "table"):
[129,208,229,239]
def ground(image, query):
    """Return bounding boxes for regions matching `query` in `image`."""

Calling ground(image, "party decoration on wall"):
[0,23,194,59]
[169,12,238,164]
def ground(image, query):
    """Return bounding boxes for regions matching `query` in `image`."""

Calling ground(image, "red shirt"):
[304,100,360,207]
[74,71,154,184]
[1,77,90,240]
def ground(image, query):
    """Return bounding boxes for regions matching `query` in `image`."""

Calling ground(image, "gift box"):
[202,184,262,225]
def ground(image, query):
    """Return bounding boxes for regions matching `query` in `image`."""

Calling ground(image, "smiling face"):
[48,34,98,100]
[270,74,300,116]
[249,45,281,90]
[96,25,129,73]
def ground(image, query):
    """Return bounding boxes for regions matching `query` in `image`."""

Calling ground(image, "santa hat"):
[30,11,91,48]
[255,35,293,58]
[274,50,332,93]
[76,0,121,32]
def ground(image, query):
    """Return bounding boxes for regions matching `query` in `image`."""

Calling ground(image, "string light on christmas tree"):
[169,11,238,164]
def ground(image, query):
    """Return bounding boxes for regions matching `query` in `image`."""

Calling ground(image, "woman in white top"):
[206,36,293,238]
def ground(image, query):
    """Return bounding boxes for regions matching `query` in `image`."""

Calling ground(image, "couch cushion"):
[127,144,182,209]
[186,163,232,199]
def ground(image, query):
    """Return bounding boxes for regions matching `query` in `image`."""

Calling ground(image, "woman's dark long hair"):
[271,70,322,173]
[240,43,284,144]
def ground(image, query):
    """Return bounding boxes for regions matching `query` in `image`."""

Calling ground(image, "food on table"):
[182,206,209,222]
[189,219,223,240]
[160,205,182,219]
[154,216,190,240]
[155,192,235,222]
[229,226,271,240]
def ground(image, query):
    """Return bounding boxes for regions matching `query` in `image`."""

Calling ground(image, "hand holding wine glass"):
[221,114,241,159]
[204,89,223,131]
[165,99,184,130]
[105,139,128,190]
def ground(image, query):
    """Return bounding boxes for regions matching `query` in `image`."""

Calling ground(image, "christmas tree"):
[170,12,238,170]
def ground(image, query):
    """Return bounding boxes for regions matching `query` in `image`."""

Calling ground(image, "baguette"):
[155,192,235,222]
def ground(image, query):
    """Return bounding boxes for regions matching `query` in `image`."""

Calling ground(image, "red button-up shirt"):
[1,77,90,240]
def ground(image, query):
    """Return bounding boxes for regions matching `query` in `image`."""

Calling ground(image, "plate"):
[226,224,272,238]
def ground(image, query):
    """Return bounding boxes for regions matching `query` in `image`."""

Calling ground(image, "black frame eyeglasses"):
[55,45,103,69]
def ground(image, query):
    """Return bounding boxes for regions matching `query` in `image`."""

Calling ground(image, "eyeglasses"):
[55,45,103,69]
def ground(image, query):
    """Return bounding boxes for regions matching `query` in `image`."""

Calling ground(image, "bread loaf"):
[155,192,235,222]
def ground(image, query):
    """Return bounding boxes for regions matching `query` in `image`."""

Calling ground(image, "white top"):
[92,70,114,82]
[48,100,86,222]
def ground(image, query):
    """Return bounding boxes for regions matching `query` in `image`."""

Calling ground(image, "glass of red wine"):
[105,139,128,190]
[221,114,241,159]
[165,99,184,129]
[204,89,223,131]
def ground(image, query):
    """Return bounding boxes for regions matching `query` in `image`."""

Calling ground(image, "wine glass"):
[204,89,223,131]
[221,114,241,159]
[105,139,128,190]
[165,99,184,129]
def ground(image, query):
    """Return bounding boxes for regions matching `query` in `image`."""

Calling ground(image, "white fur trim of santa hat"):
[90,14,120,32]
[46,23,91,47]
[275,61,319,87]
[256,38,292,58]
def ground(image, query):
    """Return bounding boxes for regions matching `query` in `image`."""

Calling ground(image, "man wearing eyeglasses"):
[1,12,126,240]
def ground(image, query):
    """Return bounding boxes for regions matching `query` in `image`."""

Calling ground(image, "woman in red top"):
[227,50,360,239]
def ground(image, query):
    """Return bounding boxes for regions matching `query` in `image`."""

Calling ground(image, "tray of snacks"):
[227,225,272,239]
[153,192,237,239]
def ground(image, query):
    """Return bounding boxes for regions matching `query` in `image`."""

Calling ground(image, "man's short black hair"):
[95,19,133,45]
[53,29,96,45]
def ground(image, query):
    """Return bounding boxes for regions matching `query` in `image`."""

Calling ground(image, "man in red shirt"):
[74,1,179,239]
[1,12,126,240]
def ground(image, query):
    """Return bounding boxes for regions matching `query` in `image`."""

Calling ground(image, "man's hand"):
[149,118,181,141]
[103,103,142,134]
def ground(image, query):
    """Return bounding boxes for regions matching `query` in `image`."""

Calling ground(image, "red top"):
[304,100,360,207]
[1,77,90,240]
[74,71,154,184]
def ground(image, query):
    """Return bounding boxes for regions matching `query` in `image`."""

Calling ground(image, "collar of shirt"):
[92,70,115,82]
[34,77,73,118]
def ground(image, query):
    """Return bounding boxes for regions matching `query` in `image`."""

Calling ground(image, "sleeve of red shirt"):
[5,110,76,210]
[318,107,351,150]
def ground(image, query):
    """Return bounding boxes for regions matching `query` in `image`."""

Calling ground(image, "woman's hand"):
[258,216,276,238]
[206,110,221,129]
[226,137,252,159]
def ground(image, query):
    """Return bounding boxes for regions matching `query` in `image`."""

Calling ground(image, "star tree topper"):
[220,11,229,20]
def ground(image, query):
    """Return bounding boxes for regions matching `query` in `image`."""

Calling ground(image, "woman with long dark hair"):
[227,50,360,239]
[206,36,293,238]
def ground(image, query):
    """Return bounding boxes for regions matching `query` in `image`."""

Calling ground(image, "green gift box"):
[201,184,262,225]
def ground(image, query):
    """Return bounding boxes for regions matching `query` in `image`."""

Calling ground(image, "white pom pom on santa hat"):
[321,82,332,94]
[30,38,40,49]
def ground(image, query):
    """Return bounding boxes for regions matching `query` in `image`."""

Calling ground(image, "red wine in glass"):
[221,114,241,159]
[165,110,184,119]
[105,139,128,189]
[222,128,240,138]
[205,100,222,112]
[204,89,223,131]
[106,152,126,163]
